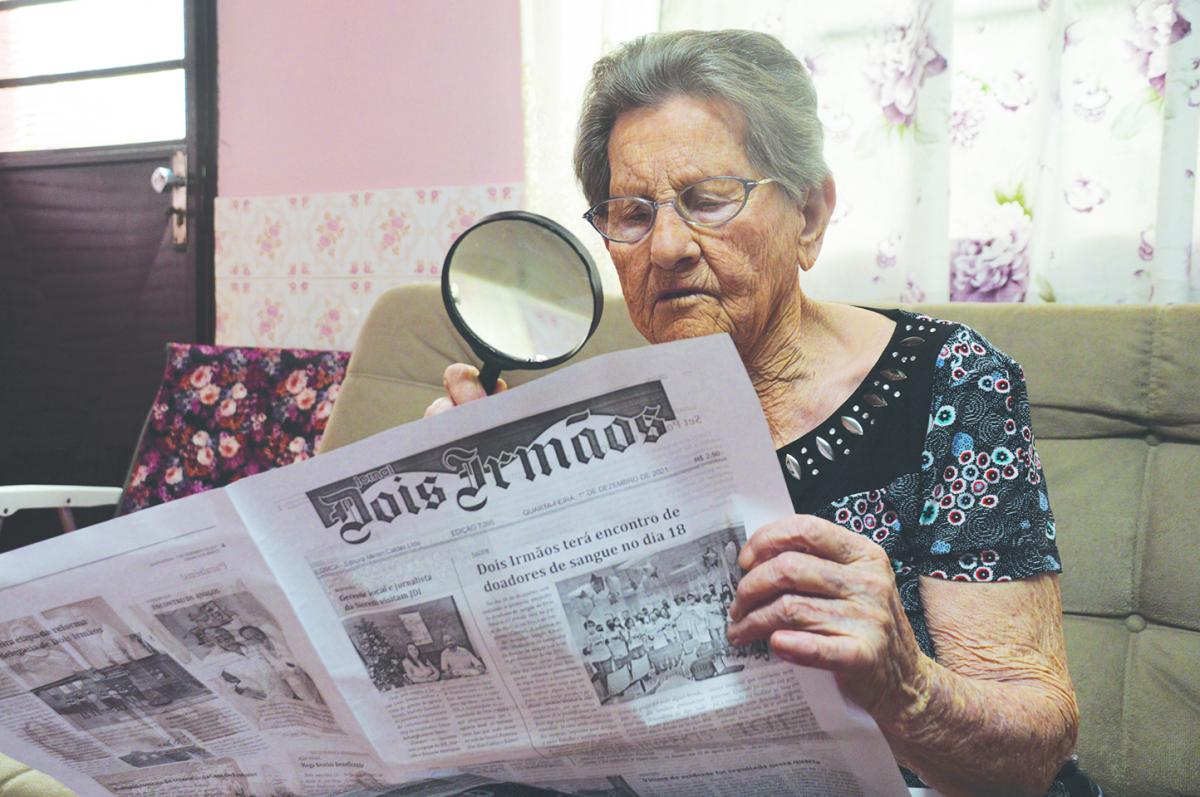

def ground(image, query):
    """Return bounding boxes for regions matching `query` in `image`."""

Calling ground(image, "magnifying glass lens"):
[448,219,594,363]
[441,211,603,399]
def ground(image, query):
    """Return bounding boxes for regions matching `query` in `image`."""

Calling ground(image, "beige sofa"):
[5,285,1197,797]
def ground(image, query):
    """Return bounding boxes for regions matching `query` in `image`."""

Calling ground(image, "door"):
[0,0,217,551]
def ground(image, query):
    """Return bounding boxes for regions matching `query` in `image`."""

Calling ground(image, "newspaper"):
[0,335,910,797]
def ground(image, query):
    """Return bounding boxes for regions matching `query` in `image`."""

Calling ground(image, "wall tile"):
[215,183,523,349]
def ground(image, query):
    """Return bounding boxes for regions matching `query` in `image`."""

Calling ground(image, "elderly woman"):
[427,30,1080,797]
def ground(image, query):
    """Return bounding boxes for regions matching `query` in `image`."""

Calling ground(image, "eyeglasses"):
[583,176,776,244]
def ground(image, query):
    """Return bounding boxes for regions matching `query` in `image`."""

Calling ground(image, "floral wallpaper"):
[523,0,1200,304]
[215,183,523,348]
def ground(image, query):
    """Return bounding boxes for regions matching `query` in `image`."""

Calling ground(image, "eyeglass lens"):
[591,177,751,243]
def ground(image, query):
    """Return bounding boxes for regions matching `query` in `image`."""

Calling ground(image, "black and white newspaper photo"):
[555,524,766,705]
[151,587,331,730]
[344,595,487,692]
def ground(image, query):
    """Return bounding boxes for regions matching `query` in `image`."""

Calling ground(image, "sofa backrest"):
[322,285,1200,797]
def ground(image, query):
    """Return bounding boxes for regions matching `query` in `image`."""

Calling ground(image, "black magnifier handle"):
[479,361,502,395]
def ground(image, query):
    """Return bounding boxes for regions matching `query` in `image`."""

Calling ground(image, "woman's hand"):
[423,364,507,418]
[727,514,929,725]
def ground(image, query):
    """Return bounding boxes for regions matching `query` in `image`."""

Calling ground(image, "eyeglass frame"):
[582,176,777,244]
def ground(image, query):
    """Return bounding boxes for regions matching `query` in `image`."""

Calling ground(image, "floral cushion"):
[117,344,350,515]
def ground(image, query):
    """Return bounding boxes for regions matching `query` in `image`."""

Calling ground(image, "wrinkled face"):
[605,95,808,349]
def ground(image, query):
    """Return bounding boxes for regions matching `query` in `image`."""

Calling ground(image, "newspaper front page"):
[0,334,911,796]
[229,334,909,797]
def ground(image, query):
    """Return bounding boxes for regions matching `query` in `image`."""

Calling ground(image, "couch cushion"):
[1038,437,1146,616]
[1123,625,1200,796]
[1061,615,1128,791]
[1143,441,1200,632]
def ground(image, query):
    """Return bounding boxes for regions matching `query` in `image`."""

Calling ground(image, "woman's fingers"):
[726,515,925,725]
[726,593,854,644]
[444,363,488,405]
[427,365,510,417]
[423,397,455,418]
[739,514,877,570]
[728,550,852,622]
[768,630,865,672]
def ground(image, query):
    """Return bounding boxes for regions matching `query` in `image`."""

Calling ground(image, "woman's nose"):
[648,205,701,272]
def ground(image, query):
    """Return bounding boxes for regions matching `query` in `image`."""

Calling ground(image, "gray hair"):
[574,29,830,208]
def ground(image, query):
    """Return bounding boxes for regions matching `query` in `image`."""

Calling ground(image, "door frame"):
[0,0,219,342]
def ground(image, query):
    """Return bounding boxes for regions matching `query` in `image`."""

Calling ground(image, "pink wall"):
[217,0,524,197]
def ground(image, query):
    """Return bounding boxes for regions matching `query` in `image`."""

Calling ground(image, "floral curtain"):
[521,0,1200,304]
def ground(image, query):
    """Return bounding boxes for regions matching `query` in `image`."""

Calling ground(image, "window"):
[0,0,185,152]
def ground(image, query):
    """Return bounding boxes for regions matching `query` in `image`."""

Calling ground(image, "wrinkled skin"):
[727,516,1077,797]
[604,97,811,352]
[429,95,1078,797]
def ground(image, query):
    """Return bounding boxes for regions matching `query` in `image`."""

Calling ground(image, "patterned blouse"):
[775,308,1068,793]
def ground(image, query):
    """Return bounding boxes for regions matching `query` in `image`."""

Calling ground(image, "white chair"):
[0,485,122,539]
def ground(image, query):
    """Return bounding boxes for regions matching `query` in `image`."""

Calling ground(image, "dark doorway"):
[0,0,217,550]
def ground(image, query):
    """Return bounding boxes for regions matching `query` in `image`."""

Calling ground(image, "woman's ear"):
[797,177,837,271]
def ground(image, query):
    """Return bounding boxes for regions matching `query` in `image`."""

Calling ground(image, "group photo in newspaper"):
[0,337,912,797]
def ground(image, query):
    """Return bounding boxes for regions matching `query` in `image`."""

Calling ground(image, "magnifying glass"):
[441,211,604,394]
